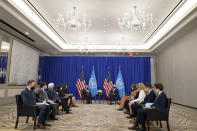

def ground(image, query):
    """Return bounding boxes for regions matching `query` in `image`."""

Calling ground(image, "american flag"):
[103,71,113,97]
[76,69,86,98]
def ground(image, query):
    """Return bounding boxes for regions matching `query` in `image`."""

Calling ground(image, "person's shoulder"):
[22,87,28,93]
[36,88,42,93]
[161,92,167,98]
[150,89,154,93]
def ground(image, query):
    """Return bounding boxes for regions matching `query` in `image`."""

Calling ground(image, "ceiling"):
[28,0,180,45]
[0,0,197,54]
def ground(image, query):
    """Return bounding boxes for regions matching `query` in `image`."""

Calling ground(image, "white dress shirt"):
[131,90,146,104]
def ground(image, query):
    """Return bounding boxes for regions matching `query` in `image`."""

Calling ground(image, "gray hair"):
[48,83,54,88]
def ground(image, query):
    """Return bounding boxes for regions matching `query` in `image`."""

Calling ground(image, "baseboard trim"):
[172,102,197,109]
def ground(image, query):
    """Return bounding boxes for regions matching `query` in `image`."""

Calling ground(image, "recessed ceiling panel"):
[28,0,180,45]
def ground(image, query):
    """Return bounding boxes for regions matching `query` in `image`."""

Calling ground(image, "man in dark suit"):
[130,83,156,119]
[129,83,167,131]
[47,83,71,114]
[82,85,92,104]
[47,83,59,101]
[109,85,119,105]
[21,80,51,129]
[36,82,58,120]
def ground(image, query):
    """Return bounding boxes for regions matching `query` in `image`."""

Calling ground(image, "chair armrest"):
[17,105,38,116]
[146,108,168,121]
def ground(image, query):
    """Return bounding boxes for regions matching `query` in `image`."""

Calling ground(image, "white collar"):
[159,91,162,95]
[27,86,31,91]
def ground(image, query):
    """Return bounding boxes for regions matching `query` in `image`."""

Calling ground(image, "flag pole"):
[107,65,110,72]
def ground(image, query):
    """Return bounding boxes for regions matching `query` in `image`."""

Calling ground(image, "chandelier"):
[118,6,153,32]
[56,6,91,32]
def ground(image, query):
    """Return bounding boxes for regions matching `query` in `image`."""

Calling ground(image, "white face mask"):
[153,89,159,95]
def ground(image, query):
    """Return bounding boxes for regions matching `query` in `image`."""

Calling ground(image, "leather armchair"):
[15,95,38,130]
[146,98,171,131]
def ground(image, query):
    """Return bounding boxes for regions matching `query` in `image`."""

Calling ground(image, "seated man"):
[109,85,119,105]
[21,80,51,129]
[47,83,71,114]
[129,83,167,131]
[36,82,58,120]
[129,83,156,122]
[47,83,60,102]
[82,85,92,104]
[62,84,78,107]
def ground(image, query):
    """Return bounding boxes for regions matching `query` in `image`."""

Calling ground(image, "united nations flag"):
[88,66,98,97]
[116,67,125,98]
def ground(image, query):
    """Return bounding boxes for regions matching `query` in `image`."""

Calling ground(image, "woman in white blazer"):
[128,83,146,115]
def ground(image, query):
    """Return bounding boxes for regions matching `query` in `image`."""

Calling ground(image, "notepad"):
[145,103,153,107]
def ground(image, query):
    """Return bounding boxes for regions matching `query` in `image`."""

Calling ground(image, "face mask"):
[153,89,158,95]
[31,86,35,91]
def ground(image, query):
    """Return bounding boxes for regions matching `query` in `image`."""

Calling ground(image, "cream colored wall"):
[156,28,197,108]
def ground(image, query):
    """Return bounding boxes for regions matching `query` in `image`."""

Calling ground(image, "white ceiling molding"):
[7,0,197,52]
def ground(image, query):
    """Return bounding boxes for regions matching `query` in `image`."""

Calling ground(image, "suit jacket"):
[109,88,119,97]
[21,87,36,105]
[47,88,59,100]
[36,88,49,102]
[143,90,156,104]
[82,88,91,97]
[151,92,167,112]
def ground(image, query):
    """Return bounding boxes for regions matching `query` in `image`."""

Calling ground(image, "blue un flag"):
[116,67,125,98]
[88,67,98,97]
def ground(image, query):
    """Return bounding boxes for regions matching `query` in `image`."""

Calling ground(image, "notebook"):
[145,103,153,107]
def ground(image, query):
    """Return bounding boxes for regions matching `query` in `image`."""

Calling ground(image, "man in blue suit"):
[129,83,156,118]
[21,80,50,129]
[129,83,167,131]
[48,83,71,114]
[109,85,119,105]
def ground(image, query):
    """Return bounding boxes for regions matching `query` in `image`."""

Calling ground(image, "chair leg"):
[26,116,29,123]
[15,116,19,129]
[160,121,162,128]
[167,120,170,131]
[146,121,150,131]
[156,120,158,126]
[33,116,37,130]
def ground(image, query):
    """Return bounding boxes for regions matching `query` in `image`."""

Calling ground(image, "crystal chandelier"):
[118,6,153,31]
[56,6,91,32]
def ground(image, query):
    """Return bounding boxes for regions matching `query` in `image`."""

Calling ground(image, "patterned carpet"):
[0,101,197,131]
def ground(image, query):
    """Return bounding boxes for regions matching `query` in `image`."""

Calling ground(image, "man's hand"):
[144,106,153,109]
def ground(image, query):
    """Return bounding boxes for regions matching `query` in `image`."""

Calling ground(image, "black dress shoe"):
[124,111,129,114]
[109,103,112,105]
[138,127,146,131]
[53,118,58,120]
[126,114,135,119]
[65,112,72,114]
[117,108,123,111]
[128,125,139,130]
[50,117,58,120]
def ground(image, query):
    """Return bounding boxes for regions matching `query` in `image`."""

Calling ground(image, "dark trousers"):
[131,103,143,117]
[37,105,50,125]
[109,93,118,103]
[85,93,92,104]
[49,103,58,119]
[124,99,131,111]
[61,97,69,112]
